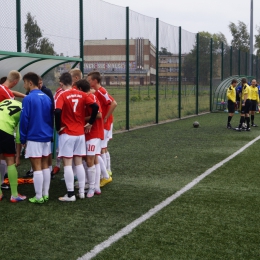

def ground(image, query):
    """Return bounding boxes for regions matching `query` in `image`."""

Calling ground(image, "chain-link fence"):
[1,0,260,130]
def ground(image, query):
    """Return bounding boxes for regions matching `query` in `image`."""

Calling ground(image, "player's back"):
[0,99,21,135]
[85,93,104,140]
[20,89,53,143]
[56,88,94,136]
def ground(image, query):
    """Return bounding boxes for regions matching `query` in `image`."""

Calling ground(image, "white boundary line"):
[78,135,260,260]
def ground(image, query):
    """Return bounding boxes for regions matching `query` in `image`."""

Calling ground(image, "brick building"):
[84,38,156,85]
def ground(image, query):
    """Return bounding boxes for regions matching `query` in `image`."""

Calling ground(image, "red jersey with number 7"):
[55,88,95,136]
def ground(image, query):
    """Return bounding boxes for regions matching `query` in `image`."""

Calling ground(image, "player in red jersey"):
[87,71,117,187]
[55,72,99,201]
[0,70,25,190]
[0,70,25,102]
[75,79,104,197]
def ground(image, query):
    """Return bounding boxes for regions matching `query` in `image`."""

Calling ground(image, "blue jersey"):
[236,85,242,101]
[258,85,260,98]
[20,89,53,144]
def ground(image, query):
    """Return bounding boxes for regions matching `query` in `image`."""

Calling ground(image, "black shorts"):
[250,100,257,111]
[227,100,235,113]
[0,129,16,156]
[241,99,251,114]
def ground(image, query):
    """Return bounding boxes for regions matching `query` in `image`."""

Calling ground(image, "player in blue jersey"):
[20,72,54,204]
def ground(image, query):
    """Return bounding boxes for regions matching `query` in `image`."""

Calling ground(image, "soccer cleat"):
[24,170,33,178]
[43,195,49,202]
[95,188,101,195]
[251,124,258,127]
[29,196,44,204]
[10,194,27,203]
[227,124,232,129]
[246,128,251,131]
[51,166,60,175]
[1,183,10,190]
[58,194,76,202]
[78,193,85,199]
[235,127,241,132]
[100,176,112,187]
[107,170,112,176]
[87,188,95,198]
[0,194,3,201]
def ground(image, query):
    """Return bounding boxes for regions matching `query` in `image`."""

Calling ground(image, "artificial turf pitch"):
[1,112,260,260]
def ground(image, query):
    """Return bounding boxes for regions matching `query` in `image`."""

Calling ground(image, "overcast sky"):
[104,0,259,45]
[1,0,259,56]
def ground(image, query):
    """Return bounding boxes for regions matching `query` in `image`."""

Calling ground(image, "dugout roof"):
[0,50,81,91]
[213,75,255,111]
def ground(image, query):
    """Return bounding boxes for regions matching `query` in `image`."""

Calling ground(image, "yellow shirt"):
[242,83,251,100]
[250,86,259,102]
[226,85,236,103]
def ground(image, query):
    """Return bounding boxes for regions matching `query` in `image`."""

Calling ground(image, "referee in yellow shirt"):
[249,79,259,127]
[226,79,238,129]
[235,78,251,131]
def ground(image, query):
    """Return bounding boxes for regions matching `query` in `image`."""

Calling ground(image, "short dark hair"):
[241,78,247,84]
[88,71,101,83]
[0,76,7,84]
[231,79,238,84]
[59,72,72,86]
[75,79,90,93]
[23,72,39,87]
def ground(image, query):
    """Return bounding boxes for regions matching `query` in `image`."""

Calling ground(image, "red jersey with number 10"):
[85,93,104,141]
[55,88,95,136]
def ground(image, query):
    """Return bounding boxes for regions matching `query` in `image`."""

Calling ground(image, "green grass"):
[1,112,259,259]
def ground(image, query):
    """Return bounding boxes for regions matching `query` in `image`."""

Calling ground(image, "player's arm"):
[11,90,26,98]
[54,109,62,132]
[104,100,117,123]
[15,123,21,166]
[85,102,99,132]
[19,99,30,145]
[85,111,102,122]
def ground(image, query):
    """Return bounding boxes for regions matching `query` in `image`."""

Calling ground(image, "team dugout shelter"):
[0,50,82,93]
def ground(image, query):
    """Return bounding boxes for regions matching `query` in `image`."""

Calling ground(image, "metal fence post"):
[16,0,21,52]
[196,33,199,114]
[178,26,182,118]
[221,42,224,81]
[210,38,213,112]
[238,49,241,76]
[230,46,233,76]
[156,18,159,124]
[245,52,248,75]
[126,7,130,130]
[79,0,84,74]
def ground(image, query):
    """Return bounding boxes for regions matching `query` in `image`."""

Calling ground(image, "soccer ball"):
[193,121,199,128]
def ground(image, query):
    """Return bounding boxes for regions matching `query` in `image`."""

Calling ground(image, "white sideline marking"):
[78,135,260,260]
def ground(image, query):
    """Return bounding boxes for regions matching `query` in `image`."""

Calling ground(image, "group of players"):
[0,68,116,203]
[226,78,260,131]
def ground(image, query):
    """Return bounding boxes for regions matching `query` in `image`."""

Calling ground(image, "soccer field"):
[1,112,260,260]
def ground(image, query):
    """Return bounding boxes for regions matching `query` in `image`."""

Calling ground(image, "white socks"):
[101,153,107,169]
[98,155,109,179]
[74,164,85,194]
[87,165,96,190]
[64,166,74,192]
[105,151,111,171]
[95,163,101,190]
[33,170,43,199]
[42,168,51,197]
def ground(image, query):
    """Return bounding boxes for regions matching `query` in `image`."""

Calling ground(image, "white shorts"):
[25,141,51,159]
[108,123,113,140]
[101,129,109,149]
[58,134,86,158]
[86,138,101,156]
